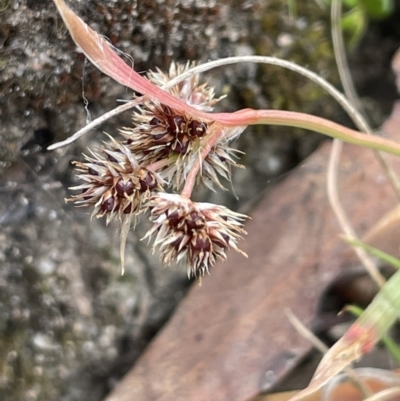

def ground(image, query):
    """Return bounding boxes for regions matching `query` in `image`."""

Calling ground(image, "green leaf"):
[361,0,394,20]
[382,335,400,366]
[346,304,400,365]
[344,304,364,317]
[343,237,400,270]
[323,0,359,7]
[343,0,359,7]
[341,6,367,47]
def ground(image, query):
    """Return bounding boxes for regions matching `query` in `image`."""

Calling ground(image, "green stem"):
[231,109,400,157]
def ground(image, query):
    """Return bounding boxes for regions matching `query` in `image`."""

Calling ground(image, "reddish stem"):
[146,159,170,172]
[181,128,223,198]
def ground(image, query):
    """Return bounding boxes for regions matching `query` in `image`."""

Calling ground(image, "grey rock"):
[0,1,353,400]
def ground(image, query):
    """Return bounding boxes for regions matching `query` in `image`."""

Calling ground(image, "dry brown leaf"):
[103,133,400,401]
[289,49,400,401]
[103,50,400,399]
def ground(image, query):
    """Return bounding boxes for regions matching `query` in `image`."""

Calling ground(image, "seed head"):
[68,136,162,224]
[144,193,248,278]
[120,62,246,190]
[147,62,220,112]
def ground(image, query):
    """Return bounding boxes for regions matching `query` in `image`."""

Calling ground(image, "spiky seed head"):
[144,193,248,278]
[120,62,246,190]
[68,137,162,224]
[147,62,221,112]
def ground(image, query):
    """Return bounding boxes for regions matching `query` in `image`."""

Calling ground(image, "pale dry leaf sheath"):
[52,0,210,119]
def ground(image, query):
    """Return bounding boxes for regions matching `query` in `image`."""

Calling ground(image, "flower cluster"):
[144,193,247,278]
[120,62,246,190]
[69,136,162,224]
[69,63,249,278]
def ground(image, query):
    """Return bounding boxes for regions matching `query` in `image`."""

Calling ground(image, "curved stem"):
[49,53,400,161]
[48,96,146,150]
[331,0,400,201]
[331,0,367,122]
[51,0,400,167]
[54,0,368,132]
[48,55,366,149]
[329,0,396,288]
[327,140,385,287]
[165,55,368,132]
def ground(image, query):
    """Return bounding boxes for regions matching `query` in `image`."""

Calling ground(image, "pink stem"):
[215,109,400,157]
[53,0,400,158]
[181,128,223,198]
[146,159,170,172]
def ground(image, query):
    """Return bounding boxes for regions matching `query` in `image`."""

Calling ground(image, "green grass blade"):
[344,237,400,269]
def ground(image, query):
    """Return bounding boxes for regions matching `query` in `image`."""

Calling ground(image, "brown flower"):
[144,193,248,277]
[120,62,246,190]
[147,62,221,112]
[68,136,162,224]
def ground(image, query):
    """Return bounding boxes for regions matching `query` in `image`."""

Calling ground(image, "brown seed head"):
[144,193,248,278]
[68,136,163,224]
[119,62,245,190]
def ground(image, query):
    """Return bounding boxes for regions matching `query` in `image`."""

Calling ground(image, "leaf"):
[343,237,400,270]
[361,0,394,20]
[382,336,400,366]
[346,304,400,365]
[290,267,400,400]
[104,133,400,401]
[341,6,367,48]
[289,325,376,401]
[52,0,207,119]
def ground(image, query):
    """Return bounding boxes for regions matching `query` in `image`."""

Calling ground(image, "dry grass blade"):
[293,3,399,398]
[290,265,400,400]
[363,386,400,401]
[51,0,208,119]
[327,140,385,287]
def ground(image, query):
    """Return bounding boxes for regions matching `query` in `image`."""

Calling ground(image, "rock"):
[0,1,375,400]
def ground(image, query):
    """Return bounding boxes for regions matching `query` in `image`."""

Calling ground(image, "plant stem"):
[165,56,367,132]
[181,128,222,198]
[328,141,385,287]
[331,0,367,122]
[233,109,400,157]
[146,159,170,172]
[180,106,400,199]
[331,0,400,202]
[47,96,147,150]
